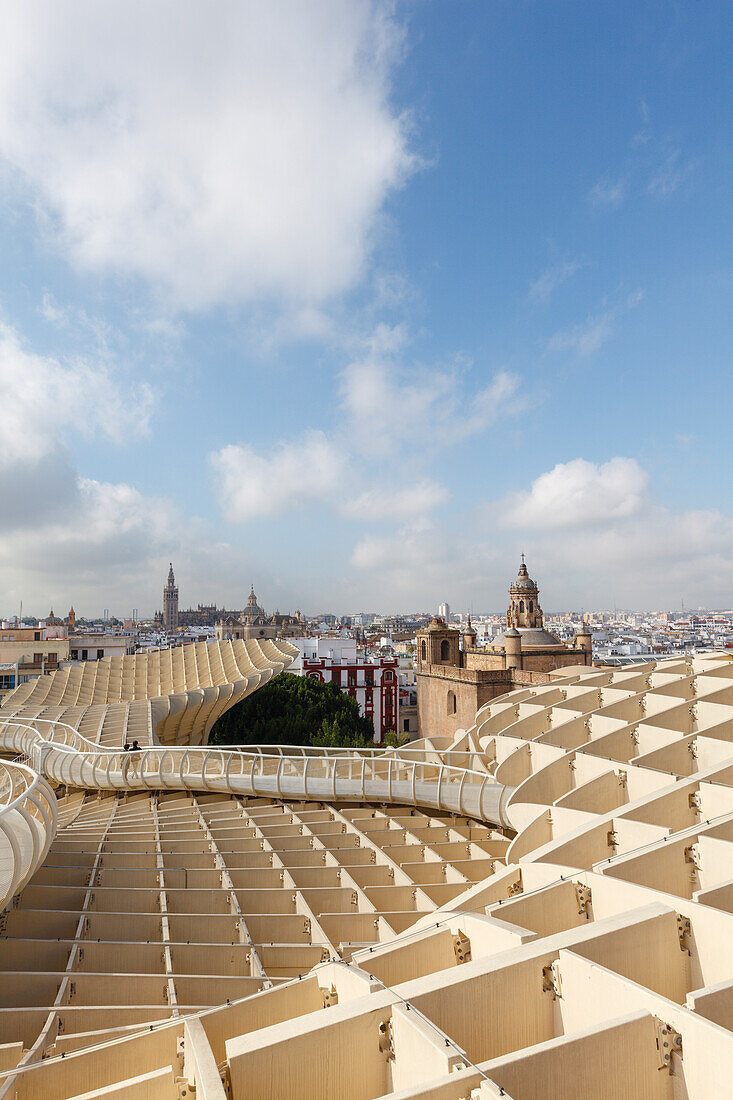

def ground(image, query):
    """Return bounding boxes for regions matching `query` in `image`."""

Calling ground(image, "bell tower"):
[163,563,179,630]
[507,555,543,629]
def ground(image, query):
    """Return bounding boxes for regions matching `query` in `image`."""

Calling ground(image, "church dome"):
[493,627,563,649]
[510,560,538,592]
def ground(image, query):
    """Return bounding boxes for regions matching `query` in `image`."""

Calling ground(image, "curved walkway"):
[0,759,57,907]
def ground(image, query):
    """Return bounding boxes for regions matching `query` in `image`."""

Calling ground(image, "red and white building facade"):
[289,638,399,743]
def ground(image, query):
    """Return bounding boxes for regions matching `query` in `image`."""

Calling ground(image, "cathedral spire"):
[163,563,179,630]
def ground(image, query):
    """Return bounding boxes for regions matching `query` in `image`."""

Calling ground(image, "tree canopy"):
[209,672,374,747]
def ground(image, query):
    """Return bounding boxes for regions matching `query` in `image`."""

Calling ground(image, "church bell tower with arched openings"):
[507,555,543,629]
[163,563,179,630]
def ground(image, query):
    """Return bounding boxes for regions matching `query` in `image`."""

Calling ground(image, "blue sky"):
[0,0,731,617]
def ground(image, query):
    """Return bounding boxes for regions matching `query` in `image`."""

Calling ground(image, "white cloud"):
[545,313,614,358]
[352,515,440,573]
[589,175,627,208]
[499,457,648,530]
[211,430,341,522]
[530,260,583,302]
[341,332,522,454]
[0,1,414,310]
[341,480,449,522]
[647,150,694,198]
[546,290,643,359]
[0,475,180,607]
[211,429,449,524]
[0,320,153,469]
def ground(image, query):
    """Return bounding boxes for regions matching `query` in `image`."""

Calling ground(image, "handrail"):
[0,716,512,828]
[0,759,58,910]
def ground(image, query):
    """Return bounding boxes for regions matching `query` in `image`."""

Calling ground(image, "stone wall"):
[415,666,512,739]
[415,663,561,739]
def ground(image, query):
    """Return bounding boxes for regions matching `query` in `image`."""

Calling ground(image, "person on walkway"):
[122,742,132,782]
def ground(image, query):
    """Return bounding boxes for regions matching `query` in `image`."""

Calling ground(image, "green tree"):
[383,729,409,748]
[210,672,374,747]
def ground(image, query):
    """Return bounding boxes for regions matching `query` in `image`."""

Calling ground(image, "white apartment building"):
[288,637,399,743]
[68,633,136,662]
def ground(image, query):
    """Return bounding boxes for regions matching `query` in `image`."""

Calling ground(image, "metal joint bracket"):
[676,914,692,955]
[684,844,700,868]
[574,883,592,917]
[688,791,701,812]
[655,1018,682,1070]
[217,1061,232,1097]
[453,932,471,964]
[606,830,619,850]
[321,986,338,1008]
[542,961,562,999]
[378,1018,394,1060]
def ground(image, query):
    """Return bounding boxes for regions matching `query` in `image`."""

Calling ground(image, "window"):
[384,670,393,681]
[421,640,427,662]
[347,670,357,687]
[365,669,374,687]
[71,651,78,661]
[440,639,450,661]
[34,631,40,641]
[0,675,16,690]
[447,690,457,715]
[529,601,533,612]
[33,653,42,664]
[519,600,524,613]
[403,719,410,732]
[97,649,104,660]
[81,649,88,661]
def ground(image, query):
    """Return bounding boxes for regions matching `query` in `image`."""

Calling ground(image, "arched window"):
[440,639,450,661]
[528,600,533,612]
[519,599,524,613]
[447,690,457,715]
[421,640,427,662]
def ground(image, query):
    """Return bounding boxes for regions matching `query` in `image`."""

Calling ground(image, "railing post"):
[276,756,283,798]
[303,756,310,800]
[478,775,488,822]
[436,764,445,811]
[457,769,467,817]
[411,762,417,806]
[387,757,393,802]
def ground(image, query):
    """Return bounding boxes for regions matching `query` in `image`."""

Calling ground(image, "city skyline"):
[1,2,731,613]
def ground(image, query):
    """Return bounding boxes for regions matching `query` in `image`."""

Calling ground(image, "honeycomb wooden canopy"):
[2,648,733,1097]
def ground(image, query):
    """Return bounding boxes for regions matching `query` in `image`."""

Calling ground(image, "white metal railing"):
[0,758,57,910]
[0,716,513,828]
